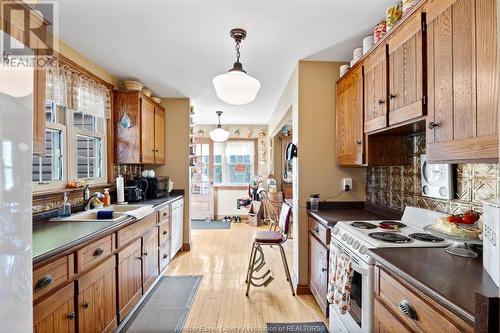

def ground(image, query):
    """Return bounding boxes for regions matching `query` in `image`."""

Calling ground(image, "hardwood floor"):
[166,222,327,331]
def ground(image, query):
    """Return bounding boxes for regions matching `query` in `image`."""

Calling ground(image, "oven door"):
[329,243,374,333]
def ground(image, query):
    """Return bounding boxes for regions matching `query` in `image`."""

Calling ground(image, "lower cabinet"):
[34,283,75,333]
[309,231,329,316]
[374,298,412,333]
[117,238,143,322]
[142,227,160,292]
[77,256,117,333]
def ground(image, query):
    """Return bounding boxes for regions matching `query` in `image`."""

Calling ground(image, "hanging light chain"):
[235,40,241,62]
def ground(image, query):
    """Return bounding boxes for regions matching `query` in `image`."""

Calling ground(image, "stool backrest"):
[278,203,292,236]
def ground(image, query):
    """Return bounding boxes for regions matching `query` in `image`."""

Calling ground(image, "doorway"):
[190,139,214,221]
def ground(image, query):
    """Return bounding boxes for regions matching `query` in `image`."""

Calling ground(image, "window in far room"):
[213,140,255,185]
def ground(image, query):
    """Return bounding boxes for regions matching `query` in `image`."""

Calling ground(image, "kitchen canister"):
[362,35,374,54]
[350,59,356,67]
[386,2,403,31]
[339,64,350,77]
[353,47,364,62]
[373,20,387,44]
[403,0,420,15]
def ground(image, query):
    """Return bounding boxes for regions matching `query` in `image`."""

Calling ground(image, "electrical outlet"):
[343,178,353,191]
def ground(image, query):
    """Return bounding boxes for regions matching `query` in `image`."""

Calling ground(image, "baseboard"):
[296,284,312,295]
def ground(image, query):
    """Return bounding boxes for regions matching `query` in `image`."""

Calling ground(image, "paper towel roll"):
[116,175,124,203]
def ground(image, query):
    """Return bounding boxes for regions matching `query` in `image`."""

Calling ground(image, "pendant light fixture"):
[209,111,230,142]
[212,28,261,105]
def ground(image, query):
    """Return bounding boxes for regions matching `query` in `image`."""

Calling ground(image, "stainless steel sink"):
[52,204,153,223]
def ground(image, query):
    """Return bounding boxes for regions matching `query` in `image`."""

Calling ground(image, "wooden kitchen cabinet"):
[425,0,498,162]
[387,9,426,126]
[364,46,388,133]
[336,66,364,165]
[142,227,160,292]
[374,298,412,333]
[117,238,143,322]
[34,283,75,333]
[77,256,117,333]
[308,217,329,316]
[154,105,166,164]
[114,91,166,164]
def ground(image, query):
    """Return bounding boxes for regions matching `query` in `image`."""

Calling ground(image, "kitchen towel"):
[327,242,354,315]
[125,206,155,220]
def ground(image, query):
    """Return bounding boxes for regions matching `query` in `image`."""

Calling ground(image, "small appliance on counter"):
[483,198,500,287]
[124,185,144,202]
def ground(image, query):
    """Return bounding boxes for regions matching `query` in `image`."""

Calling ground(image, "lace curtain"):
[45,60,111,119]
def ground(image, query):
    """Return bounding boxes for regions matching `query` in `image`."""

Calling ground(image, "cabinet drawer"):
[308,217,330,246]
[159,221,170,245]
[159,240,171,272]
[376,267,473,333]
[117,213,157,248]
[157,205,171,224]
[33,254,74,302]
[76,234,114,273]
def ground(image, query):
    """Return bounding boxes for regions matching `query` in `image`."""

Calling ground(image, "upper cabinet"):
[337,66,364,165]
[387,10,426,126]
[115,91,166,164]
[425,0,498,162]
[364,46,388,133]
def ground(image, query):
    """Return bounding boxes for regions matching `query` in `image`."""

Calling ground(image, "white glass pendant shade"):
[209,126,230,142]
[213,70,260,105]
[0,65,34,97]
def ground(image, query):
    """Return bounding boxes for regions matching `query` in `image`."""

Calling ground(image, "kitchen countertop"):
[369,247,500,325]
[33,194,183,264]
[307,202,400,228]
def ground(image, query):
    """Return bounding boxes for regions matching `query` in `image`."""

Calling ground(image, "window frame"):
[213,139,257,186]
[33,106,108,192]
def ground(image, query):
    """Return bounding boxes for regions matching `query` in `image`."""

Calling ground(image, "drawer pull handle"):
[34,275,54,291]
[427,121,439,129]
[66,312,76,320]
[163,230,168,235]
[314,227,319,233]
[163,212,168,217]
[93,248,104,257]
[321,268,327,272]
[163,254,168,259]
[399,300,417,320]
[143,252,148,256]
[82,302,90,309]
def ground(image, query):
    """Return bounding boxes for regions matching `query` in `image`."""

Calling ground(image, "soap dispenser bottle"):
[59,192,72,217]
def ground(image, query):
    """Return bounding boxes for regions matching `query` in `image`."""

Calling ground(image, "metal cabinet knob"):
[34,275,54,291]
[378,99,385,105]
[163,254,168,259]
[66,312,76,320]
[427,121,439,129]
[356,140,362,145]
[321,268,327,272]
[399,300,417,320]
[389,93,397,100]
[163,230,168,235]
[82,302,89,309]
[314,227,319,233]
[93,248,104,257]
[143,252,148,256]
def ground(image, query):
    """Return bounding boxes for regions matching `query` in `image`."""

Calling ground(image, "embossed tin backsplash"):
[366,134,499,214]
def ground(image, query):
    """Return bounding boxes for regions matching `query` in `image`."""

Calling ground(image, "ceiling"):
[57,0,393,125]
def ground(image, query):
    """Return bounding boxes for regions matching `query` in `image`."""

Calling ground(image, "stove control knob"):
[359,245,367,254]
[341,233,348,241]
[332,227,340,235]
[347,237,353,245]
[352,240,360,249]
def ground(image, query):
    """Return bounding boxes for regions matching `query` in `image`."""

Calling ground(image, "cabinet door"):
[387,11,425,126]
[308,233,329,315]
[115,93,142,163]
[336,66,364,165]
[77,256,117,333]
[154,106,166,164]
[142,227,160,292]
[34,283,75,333]
[117,239,143,322]
[374,298,412,333]
[364,46,388,132]
[141,98,156,164]
[426,0,498,162]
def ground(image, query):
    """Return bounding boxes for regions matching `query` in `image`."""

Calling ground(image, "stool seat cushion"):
[254,231,284,244]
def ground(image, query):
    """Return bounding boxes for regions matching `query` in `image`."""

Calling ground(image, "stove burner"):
[351,222,378,229]
[368,232,412,243]
[409,233,445,242]
[379,221,407,229]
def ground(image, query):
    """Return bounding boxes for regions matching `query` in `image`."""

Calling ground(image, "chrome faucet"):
[83,185,103,210]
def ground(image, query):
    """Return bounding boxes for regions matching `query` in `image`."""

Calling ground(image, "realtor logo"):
[1,0,58,59]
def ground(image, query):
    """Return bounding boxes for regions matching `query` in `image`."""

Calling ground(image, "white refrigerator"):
[0,31,34,331]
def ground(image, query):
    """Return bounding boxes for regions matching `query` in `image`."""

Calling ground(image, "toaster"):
[483,198,500,287]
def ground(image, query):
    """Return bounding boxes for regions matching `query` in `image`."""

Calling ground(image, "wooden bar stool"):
[245,203,295,296]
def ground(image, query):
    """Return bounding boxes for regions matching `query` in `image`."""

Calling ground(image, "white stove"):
[329,206,450,333]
